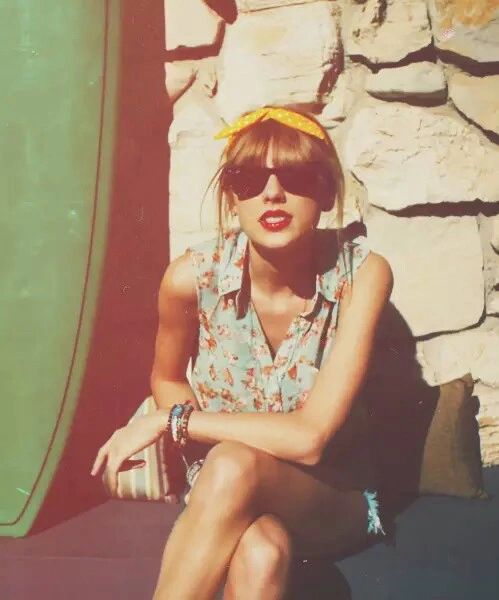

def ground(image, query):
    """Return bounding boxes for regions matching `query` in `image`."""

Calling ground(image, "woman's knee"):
[235,514,294,577]
[189,441,261,506]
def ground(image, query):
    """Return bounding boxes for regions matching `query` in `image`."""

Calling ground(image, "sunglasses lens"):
[279,165,331,199]
[277,166,313,197]
[223,167,266,200]
[223,164,332,201]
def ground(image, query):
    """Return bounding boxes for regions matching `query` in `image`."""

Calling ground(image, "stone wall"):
[164,0,499,465]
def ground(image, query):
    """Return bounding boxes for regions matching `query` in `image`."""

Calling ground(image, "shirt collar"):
[217,228,339,305]
[218,229,249,297]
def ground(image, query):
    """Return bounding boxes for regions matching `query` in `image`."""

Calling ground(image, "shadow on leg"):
[223,513,293,600]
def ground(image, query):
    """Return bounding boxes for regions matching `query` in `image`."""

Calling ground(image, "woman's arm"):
[92,252,392,484]
[91,252,205,485]
[150,251,200,411]
[186,252,393,465]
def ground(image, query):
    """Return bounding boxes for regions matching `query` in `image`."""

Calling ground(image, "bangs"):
[225,119,324,169]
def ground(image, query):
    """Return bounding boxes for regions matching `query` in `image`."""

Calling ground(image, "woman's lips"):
[259,210,292,232]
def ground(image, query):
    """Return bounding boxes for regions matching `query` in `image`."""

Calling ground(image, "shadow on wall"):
[33,0,171,533]
[339,223,440,517]
[367,302,434,493]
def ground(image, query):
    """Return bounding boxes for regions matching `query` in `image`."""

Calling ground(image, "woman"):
[91,106,393,599]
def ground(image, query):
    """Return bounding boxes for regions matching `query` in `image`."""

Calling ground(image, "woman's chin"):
[248,226,315,253]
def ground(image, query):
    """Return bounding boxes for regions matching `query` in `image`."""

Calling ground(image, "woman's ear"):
[228,194,238,216]
[224,192,238,223]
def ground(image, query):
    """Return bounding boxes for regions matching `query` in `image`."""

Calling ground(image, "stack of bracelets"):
[163,401,206,489]
[164,401,194,448]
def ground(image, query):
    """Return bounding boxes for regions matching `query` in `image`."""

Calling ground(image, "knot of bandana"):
[214,107,327,141]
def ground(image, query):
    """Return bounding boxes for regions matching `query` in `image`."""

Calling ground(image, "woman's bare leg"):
[223,514,293,600]
[153,441,370,600]
[153,442,260,600]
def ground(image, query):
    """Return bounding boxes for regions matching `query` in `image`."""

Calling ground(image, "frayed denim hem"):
[363,489,386,536]
[184,459,385,537]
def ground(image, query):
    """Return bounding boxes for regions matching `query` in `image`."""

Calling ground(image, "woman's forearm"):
[151,376,201,412]
[151,377,214,462]
[151,376,320,465]
[186,409,320,466]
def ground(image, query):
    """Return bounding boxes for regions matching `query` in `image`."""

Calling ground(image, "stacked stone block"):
[164,0,499,465]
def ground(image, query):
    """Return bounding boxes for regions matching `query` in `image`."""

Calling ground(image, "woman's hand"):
[90,410,169,496]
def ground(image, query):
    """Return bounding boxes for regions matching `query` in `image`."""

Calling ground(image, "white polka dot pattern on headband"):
[214,107,327,141]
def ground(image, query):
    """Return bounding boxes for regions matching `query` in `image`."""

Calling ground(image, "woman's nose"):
[263,173,285,202]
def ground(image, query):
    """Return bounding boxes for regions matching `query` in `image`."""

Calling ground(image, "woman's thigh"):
[186,441,373,560]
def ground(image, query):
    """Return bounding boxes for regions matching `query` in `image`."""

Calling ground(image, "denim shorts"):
[362,489,385,536]
[184,459,385,537]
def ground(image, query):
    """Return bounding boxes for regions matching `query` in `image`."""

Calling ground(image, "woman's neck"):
[247,232,318,299]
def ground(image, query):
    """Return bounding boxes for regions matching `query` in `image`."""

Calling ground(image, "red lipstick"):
[258,210,292,232]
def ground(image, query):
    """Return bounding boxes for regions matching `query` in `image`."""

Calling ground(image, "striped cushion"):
[109,397,187,502]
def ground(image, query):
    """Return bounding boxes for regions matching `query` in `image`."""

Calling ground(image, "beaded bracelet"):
[172,405,186,445]
[164,402,194,448]
[163,403,184,445]
[178,404,194,448]
[171,411,183,444]
[170,414,181,443]
[163,404,178,441]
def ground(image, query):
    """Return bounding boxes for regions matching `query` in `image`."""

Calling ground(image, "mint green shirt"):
[187,228,376,490]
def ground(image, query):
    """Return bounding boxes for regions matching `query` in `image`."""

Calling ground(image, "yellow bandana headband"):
[214,107,327,141]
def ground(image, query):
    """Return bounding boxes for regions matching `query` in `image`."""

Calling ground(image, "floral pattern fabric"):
[186,228,384,534]
[188,228,370,415]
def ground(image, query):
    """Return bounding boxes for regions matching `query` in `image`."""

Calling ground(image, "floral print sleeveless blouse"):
[187,227,378,492]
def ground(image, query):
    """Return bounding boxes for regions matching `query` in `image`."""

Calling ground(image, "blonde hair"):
[206,107,344,241]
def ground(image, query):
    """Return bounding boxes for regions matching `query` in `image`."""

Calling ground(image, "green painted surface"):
[0,0,121,535]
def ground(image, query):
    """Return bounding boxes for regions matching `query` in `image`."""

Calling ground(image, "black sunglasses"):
[221,163,333,201]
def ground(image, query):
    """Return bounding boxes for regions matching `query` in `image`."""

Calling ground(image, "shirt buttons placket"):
[275,321,300,382]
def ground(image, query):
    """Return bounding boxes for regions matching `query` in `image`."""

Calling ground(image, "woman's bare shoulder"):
[159,251,197,309]
[363,251,392,284]
[353,250,393,308]
[341,250,392,310]
[362,250,392,278]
